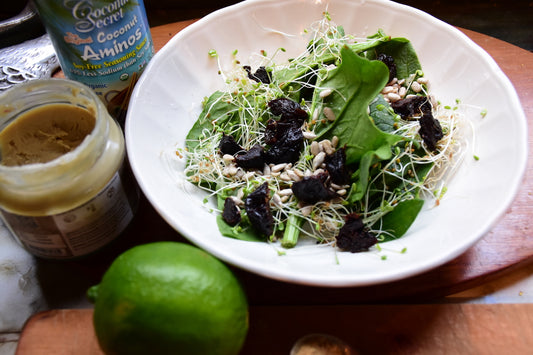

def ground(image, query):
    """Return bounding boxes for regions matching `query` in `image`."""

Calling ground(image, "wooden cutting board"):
[16,304,533,354]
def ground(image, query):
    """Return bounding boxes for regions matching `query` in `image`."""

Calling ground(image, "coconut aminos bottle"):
[33,0,154,126]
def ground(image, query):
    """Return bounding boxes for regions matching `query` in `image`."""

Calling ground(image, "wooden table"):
[16,304,533,354]
[40,20,533,307]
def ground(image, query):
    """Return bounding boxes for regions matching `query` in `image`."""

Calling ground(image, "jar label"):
[34,0,154,120]
[1,171,137,259]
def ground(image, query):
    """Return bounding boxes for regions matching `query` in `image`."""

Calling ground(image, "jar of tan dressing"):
[0,79,138,259]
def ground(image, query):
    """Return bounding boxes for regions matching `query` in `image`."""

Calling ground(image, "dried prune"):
[419,113,443,152]
[243,65,271,84]
[263,119,278,145]
[390,96,431,120]
[291,174,337,205]
[335,213,377,252]
[222,197,241,226]
[262,98,307,164]
[391,96,442,151]
[234,144,265,169]
[377,53,397,83]
[268,98,308,124]
[263,122,304,164]
[325,146,349,186]
[244,182,274,237]
[264,116,302,143]
[219,134,243,155]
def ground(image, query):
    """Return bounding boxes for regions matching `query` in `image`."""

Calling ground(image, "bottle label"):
[35,0,154,119]
[1,171,137,259]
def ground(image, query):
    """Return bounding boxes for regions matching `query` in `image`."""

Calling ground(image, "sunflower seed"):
[319,88,333,98]
[323,107,336,121]
[313,152,326,170]
[303,131,317,140]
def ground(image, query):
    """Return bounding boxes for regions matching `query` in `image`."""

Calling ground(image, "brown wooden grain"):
[16,309,103,355]
[16,305,533,354]
[50,21,533,306]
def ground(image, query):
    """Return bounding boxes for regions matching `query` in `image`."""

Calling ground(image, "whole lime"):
[88,242,248,355]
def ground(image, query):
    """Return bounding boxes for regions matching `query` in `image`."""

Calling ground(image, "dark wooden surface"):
[34,21,533,309]
[141,0,533,51]
[1,1,532,51]
[16,305,533,354]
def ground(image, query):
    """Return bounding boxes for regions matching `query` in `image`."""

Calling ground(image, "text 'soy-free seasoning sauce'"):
[33,0,154,124]
[0,79,139,259]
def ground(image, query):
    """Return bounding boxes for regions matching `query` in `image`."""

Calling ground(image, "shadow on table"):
[242,304,458,354]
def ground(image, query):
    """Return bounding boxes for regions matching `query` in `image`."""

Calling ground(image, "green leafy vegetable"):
[366,37,423,80]
[181,15,464,255]
[369,95,398,133]
[374,198,424,241]
[312,46,402,163]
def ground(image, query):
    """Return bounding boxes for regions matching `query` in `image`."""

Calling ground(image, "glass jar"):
[33,0,154,125]
[0,79,139,259]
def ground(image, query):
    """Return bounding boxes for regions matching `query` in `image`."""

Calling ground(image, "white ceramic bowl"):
[126,0,527,286]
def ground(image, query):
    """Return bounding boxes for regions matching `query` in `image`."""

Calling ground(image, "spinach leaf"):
[215,194,263,242]
[185,91,237,152]
[369,95,398,133]
[366,37,422,80]
[347,143,394,203]
[273,32,391,91]
[374,198,424,241]
[312,46,402,164]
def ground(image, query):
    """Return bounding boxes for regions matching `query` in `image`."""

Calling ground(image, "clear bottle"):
[0,79,139,259]
[33,0,154,125]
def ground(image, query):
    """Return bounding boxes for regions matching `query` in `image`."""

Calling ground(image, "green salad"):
[181,14,464,253]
